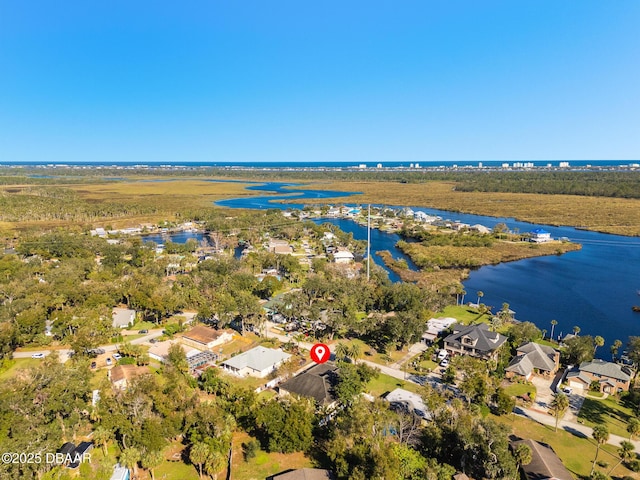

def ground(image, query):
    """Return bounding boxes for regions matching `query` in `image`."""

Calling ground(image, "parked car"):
[112,353,122,360]
[437,349,448,361]
[440,359,449,368]
[90,361,97,369]
[31,353,45,359]
[106,358,112,366]
[139,329,148,334]
[149,338,158,344]
[562,387,573,395]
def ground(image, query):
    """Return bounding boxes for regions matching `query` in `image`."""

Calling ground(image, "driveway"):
[530,375,556,412]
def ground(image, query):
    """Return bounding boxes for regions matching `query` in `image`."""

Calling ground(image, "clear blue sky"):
[0,1,638,164]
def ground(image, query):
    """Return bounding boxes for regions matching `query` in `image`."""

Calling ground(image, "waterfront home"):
[269,239,294,255]
[444,323,507,360]
[530,228,552,243]
[506,342,560,381]
[221,346,291,378]
[421,317,457,344]
[566,359,631,393]
[112,307,136,329]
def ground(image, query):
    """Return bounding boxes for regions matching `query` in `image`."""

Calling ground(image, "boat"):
[633,306,640,313]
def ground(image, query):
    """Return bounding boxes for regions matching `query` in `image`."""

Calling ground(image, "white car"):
[31,353,45,359]
[562,387,573,395]
[437,349,448,361]
[112,353,122,360]
[440,359,449,368]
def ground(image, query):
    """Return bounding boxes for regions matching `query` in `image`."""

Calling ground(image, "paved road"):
[516,405,640,451]
[13,329,164,362]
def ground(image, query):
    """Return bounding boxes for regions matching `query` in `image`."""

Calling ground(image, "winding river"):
[161,181,640,352]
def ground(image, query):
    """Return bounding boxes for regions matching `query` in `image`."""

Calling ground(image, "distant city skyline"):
[1,1,638,164]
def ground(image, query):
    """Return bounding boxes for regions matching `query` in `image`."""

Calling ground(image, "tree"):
[594,336,605,355]
[550,319,558,341]
[573,325,581,336]
[167,343,189,374]
[564,335,596,364]
[513,444,532,479]
[627,417,640,440]
[93,426,113,456]
[611,339,622,361]
[608,440,635,476]
[349,343,362,364]
[120,447,141,479]
[190,442,210,479]
[626,336,640,366]
[549,393,569,432]
[335,343,350,361]
[477,290,484,306]
[141,450,164,480]
[591,425,609,475]
[204,448,226,480]
[494,388,516,416]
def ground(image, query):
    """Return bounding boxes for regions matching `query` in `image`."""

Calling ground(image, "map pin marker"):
[311,343,330,364]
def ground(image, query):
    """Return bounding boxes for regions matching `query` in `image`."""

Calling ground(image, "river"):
[159,181,640,351]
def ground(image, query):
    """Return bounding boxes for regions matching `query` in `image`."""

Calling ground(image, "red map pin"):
[310,343,330,364]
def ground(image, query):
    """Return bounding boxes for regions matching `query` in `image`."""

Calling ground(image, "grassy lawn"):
[502,381,536,398]
[492,414,638,478]
[231,432,314,480]
[153,460,200,480]
[436,305,491,325]
[578,395,636,439]
[0,358,41,380]
[130,320,158,330]
[349,338,407,365]
[366,372,422,397]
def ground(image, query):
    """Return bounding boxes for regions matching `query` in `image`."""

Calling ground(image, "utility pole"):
[367,204,371,281]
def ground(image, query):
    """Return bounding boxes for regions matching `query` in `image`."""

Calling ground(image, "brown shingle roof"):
[511,438,573,480]
[109,365,148,384]
[183,325,228,345]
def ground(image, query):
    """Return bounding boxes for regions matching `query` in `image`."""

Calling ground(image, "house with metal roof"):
[444,323,507,360]
[506,342,560,381]
[566,359,631,393]
[221,346,291,378]
[530,228,552,243]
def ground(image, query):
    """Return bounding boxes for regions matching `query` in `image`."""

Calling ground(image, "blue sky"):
[0,1,638,163]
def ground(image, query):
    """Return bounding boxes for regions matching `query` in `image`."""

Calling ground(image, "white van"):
[437,349,448,361]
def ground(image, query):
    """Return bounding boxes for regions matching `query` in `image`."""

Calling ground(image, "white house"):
[112,308,136,329]
[333,250,354,264]
[530,228,552,243]
[221,346,291,378]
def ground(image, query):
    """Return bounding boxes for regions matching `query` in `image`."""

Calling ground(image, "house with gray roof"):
[221,346,291,378]
[112,307,136,329]
[506,342,560,381]
[278,362,339,407]
[566,359,631,393]
[510,437,573,480]
[444,323,507,360]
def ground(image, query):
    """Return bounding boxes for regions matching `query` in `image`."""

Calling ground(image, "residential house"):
[333,250,354,264]
[444,323,507,360]
[421,317,457,344]
[68,441,93,469]
[221,346,291,378]
[510,437,573,480]
[279,362,339,408]
[384,388,431,420]
[182,325,234,351]
[112,307,136,329]
[566,359,631,393]
[269,239,293,255]
[506,342,560,381]
[108,365,149,390]
[148,340,178,363]
[530,228,552,243]
[271,469,335,480]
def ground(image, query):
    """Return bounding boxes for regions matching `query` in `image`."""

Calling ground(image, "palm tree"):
[611,339,623,361]
[590,425,609,475]
[627,417,640,440]
[476,291,484,306]
[190,442,210,480]
[549,392,569,432]
[335,343,349,361]
[349,343,362,364]
[141,450,164,480]
[204,448,226,480]
[513,444,532,480]
[594,336,605,354]
[550,319,558,341]
[92,427,113,456]
[573,325,581,336]
[120,447,141,479]
[608,440,635,476]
